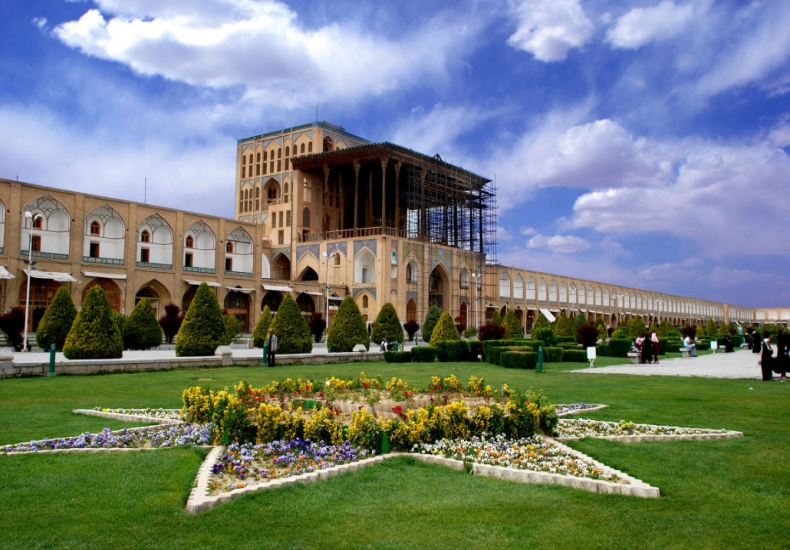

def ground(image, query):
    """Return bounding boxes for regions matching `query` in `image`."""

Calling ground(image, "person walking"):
[651,332,660,364]
[775,331,788,381]
[760,337,773,381]
[267,328,278,367]
[752,330,762,354]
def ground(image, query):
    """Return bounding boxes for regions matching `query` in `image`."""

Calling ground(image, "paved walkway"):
[572,349,775,380]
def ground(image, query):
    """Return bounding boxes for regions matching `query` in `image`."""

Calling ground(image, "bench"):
[679,348,694,358]
[627,351,640,364]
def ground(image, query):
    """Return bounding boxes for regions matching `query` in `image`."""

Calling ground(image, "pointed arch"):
[84,204,125,262]
[354,248,376,284]
[559,282,567,303]
[549,280,557,302]
[527,276,536,300]
[514,273,524,300]
[499,271,511,299]
[538,278,547,301]
[22,196,71,257]
[137,214,173,266]
[184,221,216,272]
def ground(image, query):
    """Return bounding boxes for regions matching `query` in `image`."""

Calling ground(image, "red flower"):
[364,382,369,388]
[248,390,252,394]
[319,392,324,398]
[296,391,301,395]
[476,391,481,396]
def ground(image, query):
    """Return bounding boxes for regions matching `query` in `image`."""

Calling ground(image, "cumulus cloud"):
[527,233,592,254]
[607,1,695,50]
[53,0,481,108]
[506,0,594,62]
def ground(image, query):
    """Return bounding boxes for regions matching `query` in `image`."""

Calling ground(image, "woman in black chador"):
[640,332,653,364]
[760,337,774,381]
[752,330,762,354]
[774,331,788,381]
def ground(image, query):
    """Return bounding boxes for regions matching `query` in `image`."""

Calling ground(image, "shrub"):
[0,307,26,350]
[123,298,163,350]
[422,306,441,343]
[383,351,412,363]
[271,294,313,354]
[533,326,557,347]
[503,310,522,339]
[695,324,706,339]
[595,317,607,340]
[571,313,587,341]
[554,311,572,337]
[159,303,183,345]
[371,302,405,345]
[608,338,632,358]
[222,311,244,345]
[542,346,563,362]
[717,322,730,337]
[175,282,227,357]
[463,326,478,339]
[252,305,273,347]
[576,324,599,347]
[35,286,76,352]
[533,311,550,331]
[705,317,717,338]
[562,349,588,362]
[492,345,533,366]
[403,320,420,342]
[326,295,368,352]
[556,335,576,343]
[490,310,503,326]
[611,329,627,340]
[477,322,505,341]
[434,340,466,362]
[501,351,537,369]
[429,312,460,345]
[411,346,437,362]
[63,286,123,359]
[596,343,611,356]
[466,340,483,361]
[113,312,126,337]
[627,316,645,338]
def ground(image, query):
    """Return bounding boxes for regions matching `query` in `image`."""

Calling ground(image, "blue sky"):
[1,0,789,308]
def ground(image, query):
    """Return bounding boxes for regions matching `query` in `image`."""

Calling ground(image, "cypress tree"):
[595,316,607,340]
[490,310,503,326]
[36,286,76,352]
[371,302,405,345]
[123,297,163,350]
[429,311,460,345]
[554,311,572,337]
[571,313,588,341]
[705,317,717,338]
[717,322,730,337]
[628,316,645,338]
[503,309,523,339]
[271,294,312,354]
[647,321,658,335]
[63,286,123,359]
[175,283,226,357]
[326,295,368,352]
[422,305,442,343]
[696,324,706,339]
[252,305,273,347]
[533,311,550,331]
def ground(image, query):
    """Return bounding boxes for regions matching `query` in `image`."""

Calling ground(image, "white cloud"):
[607,1,695,50]
[506,0,594,62]
[520,226,538,235]
[53,0,481,108]
[527,233,592,254]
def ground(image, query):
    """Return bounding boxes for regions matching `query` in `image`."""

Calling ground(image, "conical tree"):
[533,311,551,331]
[175,283,226,357]
[36,286,76,352]
[123,297,163,350]
[63,286,123,359]
[326,295,368,352]
[717,322,730,337]
[252,305,273,348]
[554,311,572,337]
[371,302,405,345]
[571,313,588,341]
[422,305,442,343]
[429,311,460,345]
[647,321,658,335]
[595,316,607,340]
[503,309,523,339]
[705,317,717,338]
[696,324,706,339]
[628,316,645,338]
[270,294,312,354]
[490,310,503,326]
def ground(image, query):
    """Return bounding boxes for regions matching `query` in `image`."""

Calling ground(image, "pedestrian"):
[752,330,762,354]
[760,337,773,381]
[774,331,788,381]
[267,328,278,367]
[640,332,653,364]
[651,332,660,364]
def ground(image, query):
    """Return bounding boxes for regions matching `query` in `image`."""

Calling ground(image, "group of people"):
[634,333,660,364]
[760,331,788,381]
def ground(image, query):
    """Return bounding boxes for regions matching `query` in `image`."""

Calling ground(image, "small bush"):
[494,345,533,366]
[221,311,244,345]
[430,312,460,345]
[478,322,505,341]
[562,349,588,362]
[159,303,183,345]
[371,302,405,345]
[554,311,573,337]
[35,286,76,352]
[466,340,484,361]
[490,310,503,326]
[271,294,313,354]
[503,310,522,339]
[123,298,163,350]
[63,286,123,359]
[533,311,551,331]
[383,351,412,363]
[534,327,557,347]
[501,351,538,369]
[403,320,420,342]
[326,295,367,352]
[543,346,563,362]
[463,326,478,339]
[608,338,632,358]
[596,343,611,356]
[411,346,437,362]
[175,283,227,357]
[422,305,442,343]
[434,340,466,362]
[252,305,273,347]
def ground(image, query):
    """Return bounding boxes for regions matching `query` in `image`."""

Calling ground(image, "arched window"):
[185,235,194,248]
[141,230,151,243]
[323,136,334,152]
[460,268,469,289]
[569,284,577,304]
[578,284,585,304]
[256,152,261,162]
[308,142,313,153]
[333,252,341,265]
[406,299,417,322]
[499,271,510,299]
[285,146,290,157]
[264,151,268,161]
[303,207,311,228]
[32,216,43,229]
[226,242,233,253]
[527,277,536,300]
[407,260,418,284]
[362,295,368,308]
[300,143,305,154]
[549,280,557,302]
[559,282,567,303]
[284,182,289,203]
[277,148,281,159]
[254,187,260,210]
[241,155,246,178]
[514,274,524,299]
[538,279,547,301]
[89,220,101,235]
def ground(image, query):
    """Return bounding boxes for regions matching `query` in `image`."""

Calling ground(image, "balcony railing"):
[20,250,69,261]
[296,227,407,243]
[83,256,124,265]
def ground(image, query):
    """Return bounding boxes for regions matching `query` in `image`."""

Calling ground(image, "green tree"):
[175,283,226,357]
[270,294,312,354]
[35,286,76,352]
[717,322,730,337]
[705,317,717,338]
[371,302,405,345]
[554,311,572,337]
[696,324,706,339]
[533,311,551,331]
[122,298,163,350]
[422,305,442,343]
[647,321,658,335]
[252,305,273,348]
[429,312,460,345]
[490,310,503,326]
[326,295,368,352]
[657,319,674,337]
[571,313,588,341]
[63,286,123,359]
[222,312,244,345]
[503,309,523,339]
[627,316,645,338]
[595,316,607,340]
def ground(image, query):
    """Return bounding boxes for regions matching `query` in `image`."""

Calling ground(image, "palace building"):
[0,121,768,338]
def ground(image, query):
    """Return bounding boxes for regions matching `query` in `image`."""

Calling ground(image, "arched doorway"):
[83,279,122,313]
[428,265,449,311]
[137,286,162,320]
[406,298,417,322]
[18,278,62,331]
[261,291,283,313]
[526,309,536,334]
[272,253,291,280]
[296,293,316,322]
[515,308,524,329]
[459,302,468,331]
[300,267,319,281]
[224,290,251,332]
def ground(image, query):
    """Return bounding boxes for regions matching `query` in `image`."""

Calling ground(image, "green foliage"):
[35,286,76,352]
[717,322,730,336]
[222,312,244,345]
[501,351,537,369]
[383,351,412,363]
[542,346,564,362]
[252,305,273,348]
[370,302,405,345]
[533,311,550,331]
[175,283,226,357]
[562,349,588,362]
[484,342,533,366]
[63,286,123,359]
[554,311,572,337]
[430,312,460,345]
[122,298,163,350]
[410,346,437,362]
[647,322,658,335]
[271,294,313,354]
[705,317,716,338]
[463,325,478,339]
[113,313,126,337]
[490,310,503,326]
[608,339,632,358]
[326,295,368,352]
[657,319,674,337]
[503,310,522,339]
[596,342,611,356]
[533,326,557,348]
[695,324,706,339]
[571,313,588,340]
[627,316,645,338]
[422,305,442,343]
[434,340,466,362]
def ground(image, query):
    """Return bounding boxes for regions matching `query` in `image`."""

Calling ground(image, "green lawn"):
[1,359,788,549]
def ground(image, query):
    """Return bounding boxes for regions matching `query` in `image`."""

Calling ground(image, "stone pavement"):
[572,349,777,380]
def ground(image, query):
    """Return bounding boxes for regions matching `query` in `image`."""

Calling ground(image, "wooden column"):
[322,165,330,236]
[380,158,387,232]
[353,161,360,236]
[420,170,427,238]
[339,173,345,231]
[393,161,401,236]
[367,171,373,230]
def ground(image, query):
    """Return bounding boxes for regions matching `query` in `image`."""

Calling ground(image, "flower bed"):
[208,439,371,493]
[413,434,623,482]
[556,419,731,439]
[3,423,213,454]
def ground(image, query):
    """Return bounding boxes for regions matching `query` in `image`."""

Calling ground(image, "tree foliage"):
[123,298,163,350]
[571,313,588,341]
[403,320,420,342]
[252,305,273,348]
[175,283,226,357]
[490,310,503,326]
[705,317,717,338]
[503,309,523,339]
[429,312,460,345]
[158,303,183,345]
[422,305,442,343]
[477,322,506,341]
[326,295,368,352]
[271,294,312,354]
[627,316,646,338]
[35,286,76,352]
[371,302,405,345]
[553,311,572,337]
[222,312,244,345]
[63,286,123,359]
[533,311,551,331]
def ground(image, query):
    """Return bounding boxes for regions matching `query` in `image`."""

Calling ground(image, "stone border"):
[556,404,607,417]
[556,430,743,443]
[72,409,183,425]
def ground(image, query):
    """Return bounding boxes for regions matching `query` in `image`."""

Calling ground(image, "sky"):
[1,0,789,308]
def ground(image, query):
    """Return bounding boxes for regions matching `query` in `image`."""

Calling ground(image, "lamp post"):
[22,212,41,352]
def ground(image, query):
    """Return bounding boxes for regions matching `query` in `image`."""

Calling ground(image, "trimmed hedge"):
[383,351,412,363]
[434,340,466,362]
[556,335,576,343]
[63,286,123,360]
[543,346,564,363]
[608,338,633,358]
[534,327,557,347]
[596,343,611,356]
[35,286,76,352]
[123,297,163,350]
[562,349,588,362]
[494,346,533,366]
[501,351,538,369]
[326,295,367,352]
[466,340,483,361]
[411,346,437,362]
[559,342,581,349]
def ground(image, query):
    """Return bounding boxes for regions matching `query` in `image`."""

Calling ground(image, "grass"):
[1,354,788,549]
